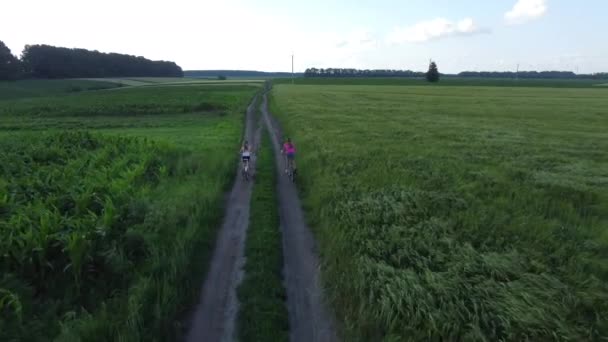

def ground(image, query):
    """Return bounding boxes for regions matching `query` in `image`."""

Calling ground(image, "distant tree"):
[426,61,439,82]
[0,40,20,80]
[217,75,227,80]
[591,72,608,80]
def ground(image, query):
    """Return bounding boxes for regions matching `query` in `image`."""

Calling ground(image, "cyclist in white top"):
[240,140,252,171]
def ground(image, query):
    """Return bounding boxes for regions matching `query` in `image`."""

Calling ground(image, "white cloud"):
[505,0,547,24]
[296,29,377,69]
[386,18,486,44]
[333,29,376,50]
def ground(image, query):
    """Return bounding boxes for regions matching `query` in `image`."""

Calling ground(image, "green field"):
[83,77,265,87]
[0,79,121,100]
[0,78,263,101]
[273,77,604,88]
[3,76,607,341]
[270,84,608,340]
[0,82,260,341]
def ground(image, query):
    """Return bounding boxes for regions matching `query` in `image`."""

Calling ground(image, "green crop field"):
[273,77,604,88]
[82,77,265,88]
[0,82,260,341]
[0,79,122,100]
[270,84,608,340]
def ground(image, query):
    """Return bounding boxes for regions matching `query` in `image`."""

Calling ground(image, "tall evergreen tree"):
[426,61,439,82]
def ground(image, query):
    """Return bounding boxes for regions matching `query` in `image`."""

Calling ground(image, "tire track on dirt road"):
[185,95,262,342]
[261,91,339,342]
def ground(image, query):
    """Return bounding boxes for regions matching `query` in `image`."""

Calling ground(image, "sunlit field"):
[270,83,608,340]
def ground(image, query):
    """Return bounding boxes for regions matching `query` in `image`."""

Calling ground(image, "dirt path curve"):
[261,91,339,342]
[185,95,262,342]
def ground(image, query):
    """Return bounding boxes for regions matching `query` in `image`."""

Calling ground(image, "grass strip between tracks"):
[236,124,289,341]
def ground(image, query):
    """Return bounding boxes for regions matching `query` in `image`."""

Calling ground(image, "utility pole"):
[516,63,519,80]
[291,54,294,84]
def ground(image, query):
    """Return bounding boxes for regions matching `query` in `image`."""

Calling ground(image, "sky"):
[1,0,607,73]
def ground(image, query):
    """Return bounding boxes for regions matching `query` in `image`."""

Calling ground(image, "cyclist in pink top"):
[281,137,296,174]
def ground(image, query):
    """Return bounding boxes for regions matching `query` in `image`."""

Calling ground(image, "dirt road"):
[261,92,338,342]
[185,90,338,342]
[185,96,261,342]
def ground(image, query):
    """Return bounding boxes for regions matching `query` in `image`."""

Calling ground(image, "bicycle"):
[241,150,253,182]
[281,138,297,183]
[286,158,296,183]
[242,158,250,181]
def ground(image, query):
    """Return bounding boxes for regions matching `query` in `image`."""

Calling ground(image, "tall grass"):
[0,132,168,339]
[0,83,259,341]
[269,84,608,340]
[56,147,235,341]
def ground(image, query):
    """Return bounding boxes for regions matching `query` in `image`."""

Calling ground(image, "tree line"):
[185,70,304,78]
[304,68,425,78]
[303,67,608,80]
[458,71,608,79]
[0,40,182,80]
[305,62,441,82]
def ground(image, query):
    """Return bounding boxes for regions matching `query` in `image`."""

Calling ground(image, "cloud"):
[293,29,377,69]
[505,0,547,24]
[386,18,487,44]
[334,29,376,49]
[335,41,349,48]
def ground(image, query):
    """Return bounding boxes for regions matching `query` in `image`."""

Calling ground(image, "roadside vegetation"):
[0,82,259,341]
[237,126,289,342]
[270,83,608,340]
